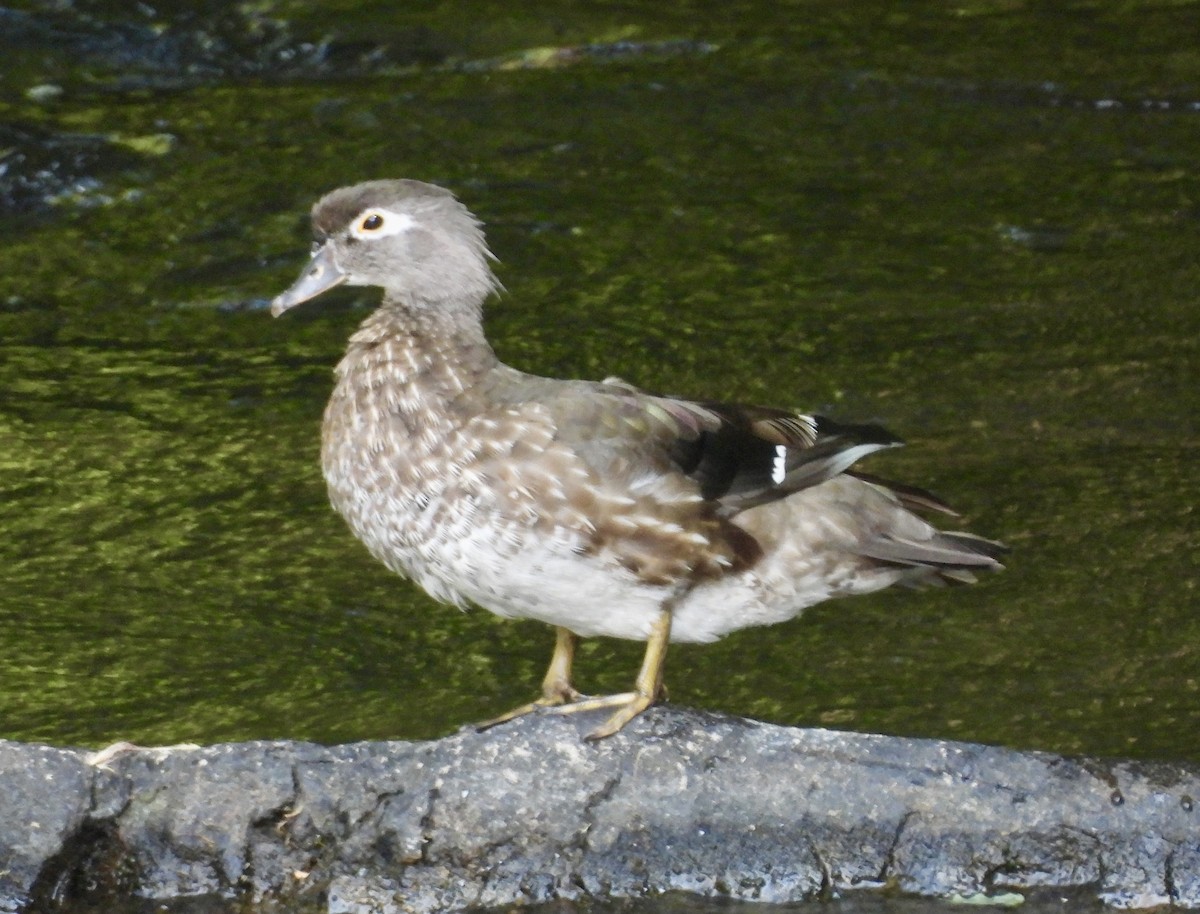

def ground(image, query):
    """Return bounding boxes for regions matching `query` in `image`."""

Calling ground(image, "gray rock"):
[0,741,92,912]
[2,707,1197,912]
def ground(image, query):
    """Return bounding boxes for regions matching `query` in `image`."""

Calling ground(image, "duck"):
[271,179,1004,740]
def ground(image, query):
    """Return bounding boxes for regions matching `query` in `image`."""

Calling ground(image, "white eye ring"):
[349,207,417,240]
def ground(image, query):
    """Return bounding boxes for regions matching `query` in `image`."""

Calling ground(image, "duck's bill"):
[270,244,347,316]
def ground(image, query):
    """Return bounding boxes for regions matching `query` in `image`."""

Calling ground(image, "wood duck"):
[271,179,1004,740]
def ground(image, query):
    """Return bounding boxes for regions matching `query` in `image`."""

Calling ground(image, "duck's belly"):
[440,528,904,644]
[328,479,896,644]
[333,481,683,640]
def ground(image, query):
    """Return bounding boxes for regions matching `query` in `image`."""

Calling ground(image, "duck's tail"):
[847,471,1007,584]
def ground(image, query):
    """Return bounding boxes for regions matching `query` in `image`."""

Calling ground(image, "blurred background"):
[0,0,1196,761]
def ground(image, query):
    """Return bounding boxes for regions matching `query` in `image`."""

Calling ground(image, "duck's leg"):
[540,625,583,704]
[476,626,583,729]
[547,606,673,740]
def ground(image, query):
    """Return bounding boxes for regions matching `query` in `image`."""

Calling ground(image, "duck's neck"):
[334,298,500,422]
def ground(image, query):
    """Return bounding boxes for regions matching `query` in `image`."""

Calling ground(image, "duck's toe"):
[475,682,589,731]
[582,692,660,740]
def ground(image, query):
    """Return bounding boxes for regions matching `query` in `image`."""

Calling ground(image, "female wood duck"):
[271,179,1004,740]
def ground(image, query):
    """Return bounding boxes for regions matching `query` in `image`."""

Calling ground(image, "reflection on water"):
[59,883,1107,914]
[0,2,1197,764]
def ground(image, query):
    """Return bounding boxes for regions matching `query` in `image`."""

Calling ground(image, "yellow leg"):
[547,607,673,740]
[476,627,583,729]
[540,625,580,701]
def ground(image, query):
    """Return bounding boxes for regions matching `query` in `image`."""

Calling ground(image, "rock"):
[0,122,145,215]
[2,707,1198,912]
[0,742,92,913]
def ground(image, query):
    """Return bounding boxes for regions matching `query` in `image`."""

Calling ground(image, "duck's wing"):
[552,379,1005,573]
[547,379,903,517]
[664,401,904,516]
[472,375,1002,582]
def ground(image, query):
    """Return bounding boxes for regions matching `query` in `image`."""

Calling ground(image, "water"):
[1,0,1197,773]
[38,885,1106,914]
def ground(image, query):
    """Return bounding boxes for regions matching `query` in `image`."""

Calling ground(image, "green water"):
[0,1,1197,763]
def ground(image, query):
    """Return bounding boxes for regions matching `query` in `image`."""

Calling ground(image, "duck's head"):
[271,179,500,317]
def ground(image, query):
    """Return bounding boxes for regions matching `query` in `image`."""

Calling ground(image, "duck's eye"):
[349,207,415,240]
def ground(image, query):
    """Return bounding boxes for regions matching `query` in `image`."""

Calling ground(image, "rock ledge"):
[2,707,1197,912]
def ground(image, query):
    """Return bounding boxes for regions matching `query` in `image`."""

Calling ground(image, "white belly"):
[335,487,907,644]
